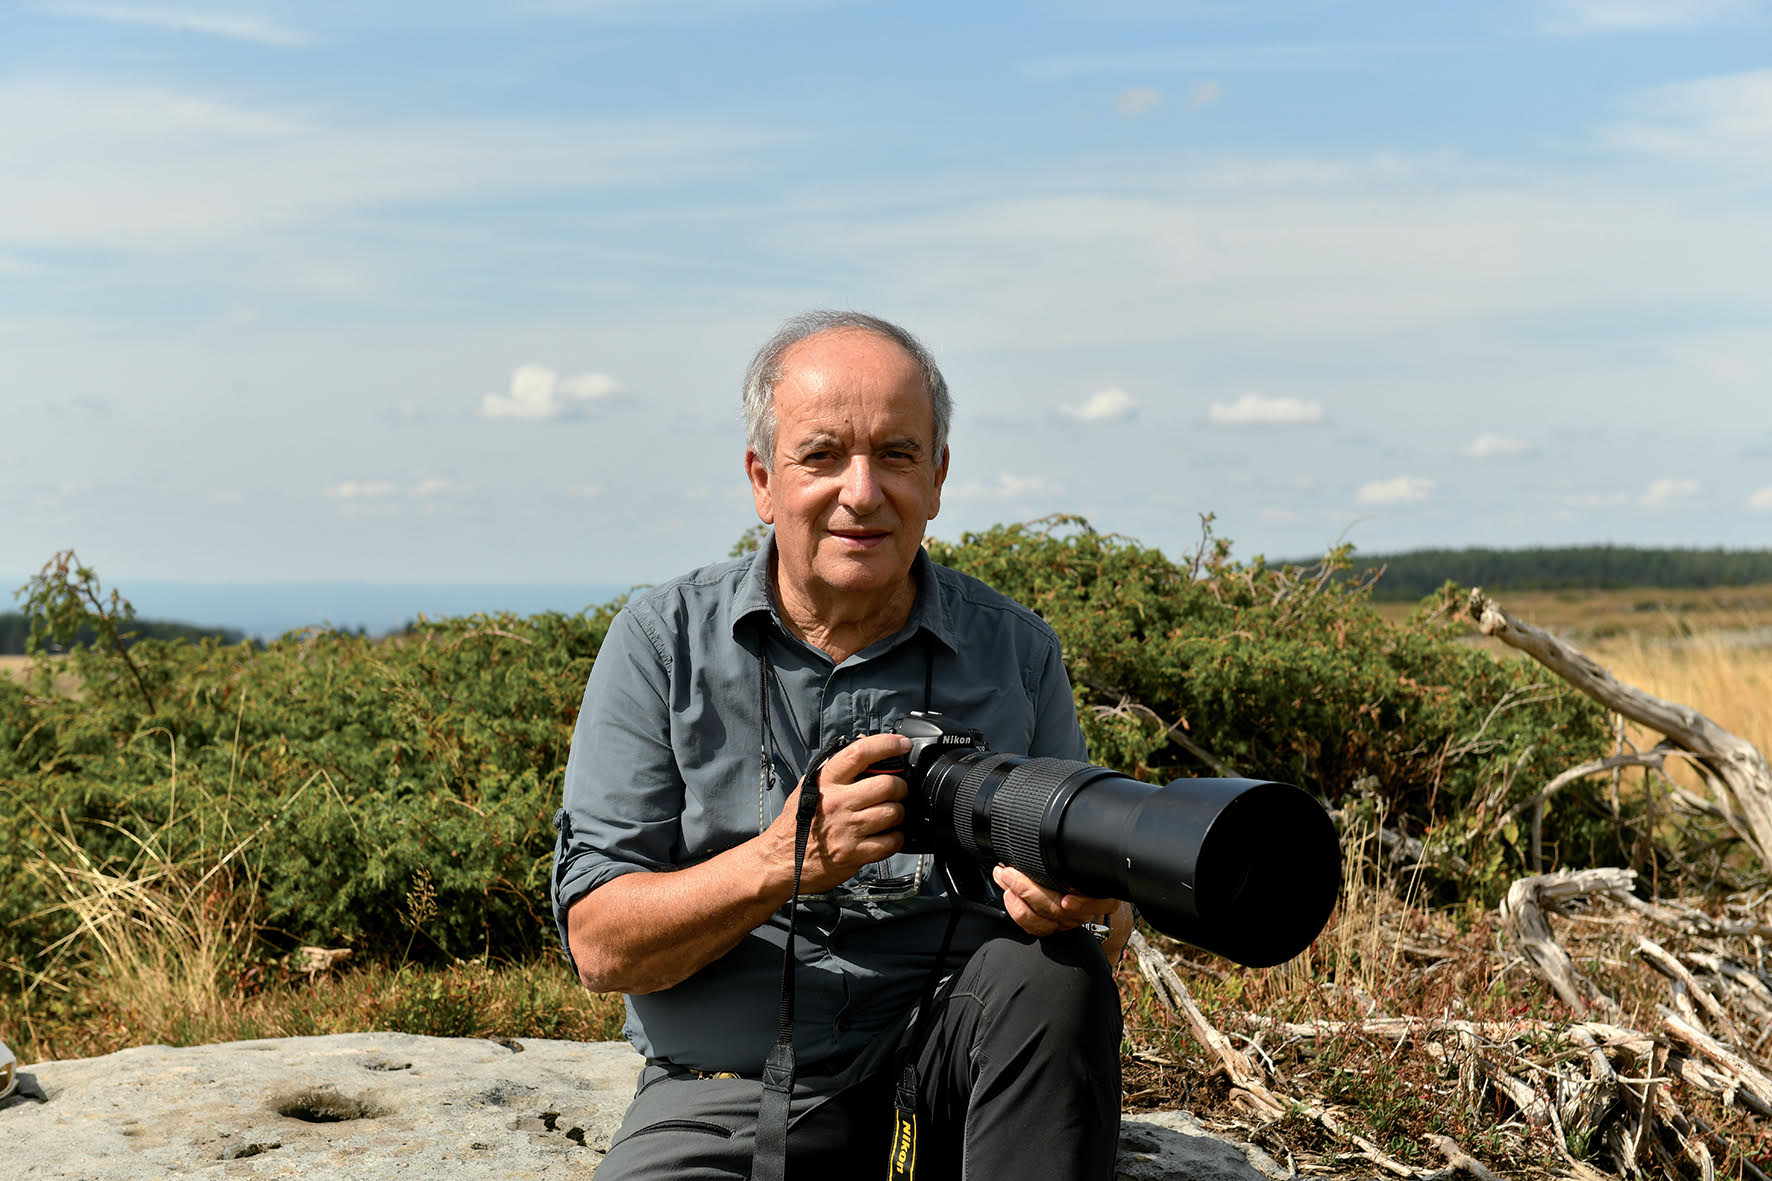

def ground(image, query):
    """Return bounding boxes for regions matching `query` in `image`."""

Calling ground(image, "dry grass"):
[3,812,624,1067]
[1375,582,1772,642]
[1588,632,1772,767]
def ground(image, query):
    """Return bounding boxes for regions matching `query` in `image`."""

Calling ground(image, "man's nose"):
[839,456,885,513]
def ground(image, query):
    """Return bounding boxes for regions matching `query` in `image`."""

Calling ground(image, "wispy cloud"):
[412,478,451,497]
[1189,80,1223,109]
[1750,486,1772,510]
[1462,433,1535,459]
[1641,476,1700,507]
[328,480,398,500]
[41,2,316,47]
[0,79,777,251]
[481,365,623,421]
[1207,392,1325,425]
[951,473,1064,501]
[1026,43,1407,81]
[1356,475,1434,505]
[1116,87,1162,116]
[1540,0,1766,34]
[1060,387,1137,422]
[1603,69,1772,162]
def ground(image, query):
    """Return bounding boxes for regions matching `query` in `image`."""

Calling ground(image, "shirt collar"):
[727,533,961,656]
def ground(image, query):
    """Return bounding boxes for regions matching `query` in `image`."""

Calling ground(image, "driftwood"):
[1499,868,1633,1015]
[1135,861,1772,1179]
[1467,588,1772,868]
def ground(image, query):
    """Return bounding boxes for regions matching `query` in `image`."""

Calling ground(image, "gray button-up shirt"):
[551,541,1088,1075]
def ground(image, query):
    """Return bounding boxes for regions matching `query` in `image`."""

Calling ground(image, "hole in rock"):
[275,1087,384,1123]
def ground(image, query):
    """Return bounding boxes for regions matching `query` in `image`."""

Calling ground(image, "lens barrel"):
[917,750,1339,968]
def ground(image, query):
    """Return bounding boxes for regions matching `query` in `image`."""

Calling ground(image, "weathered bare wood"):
[1468,588,1772,867]
[1661,1008,1772,1112]
[1425,1134,1506,1181]
[1127,930,1285,1119]
[1636,937,1745,1044]
[1500,869,1632,1015]
[1490,752,1669,837]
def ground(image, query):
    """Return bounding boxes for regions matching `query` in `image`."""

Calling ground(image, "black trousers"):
[593,928,1123,1179]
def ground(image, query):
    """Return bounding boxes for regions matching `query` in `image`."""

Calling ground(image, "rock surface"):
[1,1034,1291,1179]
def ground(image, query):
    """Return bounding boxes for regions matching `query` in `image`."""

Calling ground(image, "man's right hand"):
[567,731,914,995]
[760,731,912,896]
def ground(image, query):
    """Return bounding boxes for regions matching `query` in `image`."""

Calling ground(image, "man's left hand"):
[992,866,1133,961]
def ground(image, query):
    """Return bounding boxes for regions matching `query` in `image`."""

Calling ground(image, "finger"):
[993,866,1069,926]
[995,867,1119,926]
[997,879,1062,936]
[822,733,913,784]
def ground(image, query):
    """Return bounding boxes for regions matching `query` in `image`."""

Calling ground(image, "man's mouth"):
[829,528,890,548]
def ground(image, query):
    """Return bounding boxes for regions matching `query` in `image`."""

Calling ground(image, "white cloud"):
[568,483,604,499]
[1561,490,1632,510]
[0,79,777,251]
[41,2,316,47]
[1116,87,1162,116]
[952,473,1064,501]
[1604,70,1772,162]
[1750,486,1772,510]
[1462,433,1535,459]
[328,480,397,500]
[1189,80,1223,109]
[1541,0,1766,33]
[1207,392,1325,425]
[1640,476,1701,507]
[481,365,623,421]
[1356,476,1434,505]
[1060,387,1137,422]
[412,478,451,497]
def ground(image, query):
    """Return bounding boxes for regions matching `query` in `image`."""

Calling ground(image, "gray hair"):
[741,310,952,471]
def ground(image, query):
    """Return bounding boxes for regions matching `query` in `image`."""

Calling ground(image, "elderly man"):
[552,311,1131,1179]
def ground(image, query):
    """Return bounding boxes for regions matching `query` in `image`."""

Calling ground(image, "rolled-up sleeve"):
[550,605,683,966]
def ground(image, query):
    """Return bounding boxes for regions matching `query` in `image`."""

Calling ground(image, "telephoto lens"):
[887,712,1340,968]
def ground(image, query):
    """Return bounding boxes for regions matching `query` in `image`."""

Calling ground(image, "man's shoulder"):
[924,557,1062,648]
[623,554,753,625]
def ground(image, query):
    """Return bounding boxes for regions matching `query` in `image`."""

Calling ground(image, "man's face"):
[746,328,949,612]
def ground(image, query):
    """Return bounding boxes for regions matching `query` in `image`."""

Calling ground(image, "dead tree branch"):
[1466,588,1772,868]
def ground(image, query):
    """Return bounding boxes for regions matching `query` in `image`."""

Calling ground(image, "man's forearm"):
[567,841,795,995]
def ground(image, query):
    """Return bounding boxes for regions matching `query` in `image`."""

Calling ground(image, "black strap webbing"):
[751,732,847,1181]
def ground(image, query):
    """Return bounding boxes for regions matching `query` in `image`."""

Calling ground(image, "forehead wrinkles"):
[773,330,932,449]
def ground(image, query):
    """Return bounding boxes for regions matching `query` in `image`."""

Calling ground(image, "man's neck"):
[771,555,919,664]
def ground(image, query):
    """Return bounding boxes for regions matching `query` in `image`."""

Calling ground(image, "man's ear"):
[928,446,950,521]
[745,448,775,525]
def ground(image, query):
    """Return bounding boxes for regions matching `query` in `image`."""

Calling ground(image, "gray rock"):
[2,1034,1289,1178]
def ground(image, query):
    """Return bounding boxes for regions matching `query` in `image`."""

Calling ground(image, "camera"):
[869,711,1340,968]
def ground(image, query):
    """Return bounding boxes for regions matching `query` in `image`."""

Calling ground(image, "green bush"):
[928,517,1615,888]
[2,566,620,986]
[3,522,1625,999]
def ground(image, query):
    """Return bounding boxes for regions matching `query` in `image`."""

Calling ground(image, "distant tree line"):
[1321,546,1772,602]
[0,611,248,656]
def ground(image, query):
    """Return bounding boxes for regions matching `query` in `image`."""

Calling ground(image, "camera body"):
[861,710,1341,969]
[866,711,991,854]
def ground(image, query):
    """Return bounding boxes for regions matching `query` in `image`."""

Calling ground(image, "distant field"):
[1374,580,1772,642]
[1,654,31,681]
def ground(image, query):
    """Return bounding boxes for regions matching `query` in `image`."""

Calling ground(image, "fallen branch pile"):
[1119,588,1772,1178]
[1130,865,1772,1179]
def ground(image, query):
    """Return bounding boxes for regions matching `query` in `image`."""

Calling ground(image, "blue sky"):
[4,0,1770,588]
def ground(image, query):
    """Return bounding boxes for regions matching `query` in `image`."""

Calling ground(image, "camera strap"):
[751,634,938,1181]
[752,712,848,1181]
